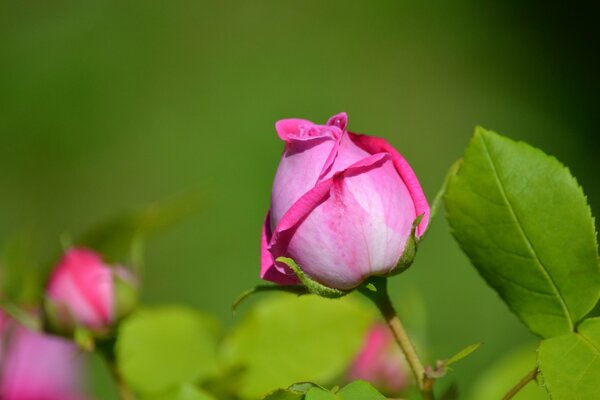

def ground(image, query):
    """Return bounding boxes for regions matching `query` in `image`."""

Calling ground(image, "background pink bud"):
[347,323,408,395]
[46,247,131,330]
[261,113,430,289]
[0,312,86,400]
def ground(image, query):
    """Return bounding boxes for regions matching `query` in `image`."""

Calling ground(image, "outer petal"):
[269,153,409,289]
[260,210,299,285]
[1,326,85,400]
[326,112,348,131]
[270,130,339,229]
[47,248,113,328]
[350,133,430,237]
[274,118,314,141]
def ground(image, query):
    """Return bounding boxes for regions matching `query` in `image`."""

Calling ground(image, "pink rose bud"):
[45,247,138,333]
[261,113,429,289]
[347,323,408,395]
[0,311,86,400]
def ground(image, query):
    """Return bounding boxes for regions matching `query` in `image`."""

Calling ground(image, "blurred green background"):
[1,0,598,398]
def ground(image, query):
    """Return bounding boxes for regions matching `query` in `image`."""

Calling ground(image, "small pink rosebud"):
[0,311,86,400]
[45,247,137,332]
[347,323,408,395]
[261,113,430,289]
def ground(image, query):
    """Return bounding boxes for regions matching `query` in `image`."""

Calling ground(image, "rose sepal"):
[276,257,350,299]
[387,213,424,277]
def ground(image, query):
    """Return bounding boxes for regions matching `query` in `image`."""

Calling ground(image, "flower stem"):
[96,338,136,400]
[502,367,539,400]
[108,361,136,400]
[360,277,434,400]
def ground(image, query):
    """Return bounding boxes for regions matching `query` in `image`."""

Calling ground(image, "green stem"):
[97,338,136,400]
[502,367,539,400]
[107,361,136,400]
[360,277,434,400]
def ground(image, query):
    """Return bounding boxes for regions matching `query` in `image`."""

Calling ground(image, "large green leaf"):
[116,306,219,395]
[445,127,600,338]
[221,294,376,399]
[538,317,600,399]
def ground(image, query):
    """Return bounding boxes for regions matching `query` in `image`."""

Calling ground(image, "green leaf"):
[445,127,600,338]
[262,383,322,400]
[78,193,203,267]
[305,388,338,400]
[468,343,546,400]
[221,294,376,399]
[142,385,216,400]
[305,381,388,400]
[336,380,388,399]
[445,343,482,366]
[116,306,219,395]
[538,317,600,399]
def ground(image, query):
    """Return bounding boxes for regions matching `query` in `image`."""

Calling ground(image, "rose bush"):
[261,113,429,290]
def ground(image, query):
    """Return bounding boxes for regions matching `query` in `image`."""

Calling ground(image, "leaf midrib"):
[479,133,575,331]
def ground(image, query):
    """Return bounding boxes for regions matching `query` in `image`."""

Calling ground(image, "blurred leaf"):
[232,284,309,312]
[306,381,387,400]
[267,381,387,400]
[221,294,376,399]
[445,343,482,366]
[445,127,600,338]
[468,343,546,400]
[78,193,203,267]
[263,383,322,400]
[335,380,388,399]
[116,306,219,395]
[305,388,338,400]
[538,317,600,399]
[142,384,216,400]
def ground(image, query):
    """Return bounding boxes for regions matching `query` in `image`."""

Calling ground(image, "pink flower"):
[261,113,429,289]
[46,247,136,331]
[347,323,408,395]
[0,311,86,400]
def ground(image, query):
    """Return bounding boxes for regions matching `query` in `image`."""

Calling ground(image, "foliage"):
[446,127,600,399]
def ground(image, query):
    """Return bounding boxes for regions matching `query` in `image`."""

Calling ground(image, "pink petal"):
[269,153,407,289]
[260,210,299,285]
[47,248,114,328]
[350,133,430,237]
[1,326,85,400]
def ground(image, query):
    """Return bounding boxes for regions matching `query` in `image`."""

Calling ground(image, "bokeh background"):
[1,1,598,398]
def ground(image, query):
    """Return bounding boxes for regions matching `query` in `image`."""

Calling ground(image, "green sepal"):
[42,296,77,337]
[114,270,139,321]
[232,284,309,312]
[387,213,423,277]
[276,257,349,299]
[74,326,95,351]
